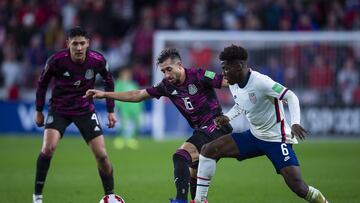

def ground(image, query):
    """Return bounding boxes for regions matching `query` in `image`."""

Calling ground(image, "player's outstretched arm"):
[85,89,151,102]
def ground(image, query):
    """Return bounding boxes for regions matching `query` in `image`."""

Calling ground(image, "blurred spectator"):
[132,6,154,65]
[61,0,78,31]
[1,43,21,100]
[24,34,47,87]
[244,13,261,30]
[308,56,334,90]
[308,56,335,103]
[44,15,64,52]
[189,43,213,69]
[295,13,318,31]
[105,37,132,73]
[337,57,359,104]
[260,56,285,84]
[284,60,299,89]
[0,0,359,106]
[173,0,190,30]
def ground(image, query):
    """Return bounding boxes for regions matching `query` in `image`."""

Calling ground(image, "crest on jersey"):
[188,84,198,95]
[85,69,94,79]
[248,92,257,104]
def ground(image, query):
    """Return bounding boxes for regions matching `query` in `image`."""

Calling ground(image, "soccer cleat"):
[33,194,43,203]
[169,198,188,203]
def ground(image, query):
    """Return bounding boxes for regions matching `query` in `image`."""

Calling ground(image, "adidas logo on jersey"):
[63,71,70,76]
[171,90,178,95]
[94,126,100,131]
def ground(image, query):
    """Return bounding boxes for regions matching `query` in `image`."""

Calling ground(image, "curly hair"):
[219,45,248,62]
[156,48,181,65]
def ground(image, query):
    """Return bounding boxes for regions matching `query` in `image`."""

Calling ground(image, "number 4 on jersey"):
[73,80,81,88]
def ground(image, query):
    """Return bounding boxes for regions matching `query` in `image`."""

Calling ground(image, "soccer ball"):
[99,194,125,203]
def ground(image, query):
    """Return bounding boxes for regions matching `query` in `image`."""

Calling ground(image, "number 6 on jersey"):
[182,97,194,110]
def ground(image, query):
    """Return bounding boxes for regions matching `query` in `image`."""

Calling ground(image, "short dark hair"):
[67,26,88,38]
[156,48,181,65]
[219,45,248,62]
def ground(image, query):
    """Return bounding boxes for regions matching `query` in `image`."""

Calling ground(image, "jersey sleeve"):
[145,81,167,99]
[196,68,224,88]
[258,74,288,100]
[99,59,115,113]
[35,55,55,112]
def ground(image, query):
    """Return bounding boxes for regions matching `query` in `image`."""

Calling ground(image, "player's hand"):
[291,124,308,141]
[84,89,106,99]
[107,112,117,128]
[214,115,230,128]
[35,111,45,127]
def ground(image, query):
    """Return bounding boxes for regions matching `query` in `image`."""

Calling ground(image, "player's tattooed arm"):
[85,89,151,102]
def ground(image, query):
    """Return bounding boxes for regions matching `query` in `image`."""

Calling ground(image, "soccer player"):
[85,48,232,203]
[194,45,329,203]
[113,68,143,150]
[32,27,117,203]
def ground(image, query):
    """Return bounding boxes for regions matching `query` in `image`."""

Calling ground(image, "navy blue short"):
[231,130,299,173]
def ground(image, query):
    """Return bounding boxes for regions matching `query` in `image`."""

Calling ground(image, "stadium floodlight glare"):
[152,31,360,140]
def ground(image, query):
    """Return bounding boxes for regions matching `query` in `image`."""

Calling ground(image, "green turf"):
[0,135,359,203]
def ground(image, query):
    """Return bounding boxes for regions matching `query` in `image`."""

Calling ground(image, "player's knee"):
[173,149,192,165]
[201,143,218,159]
[41,145,57,156]
[96,155,109,164]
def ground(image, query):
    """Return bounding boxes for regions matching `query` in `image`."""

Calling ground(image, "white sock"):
[305,186,328,203]
[194,155,217,203]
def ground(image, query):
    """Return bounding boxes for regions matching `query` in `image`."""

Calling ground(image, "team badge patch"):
[272,83,284,94]
[85,69,94,79]
[188,84,198,95]
[205,70,215,79]
[248,92,257,104]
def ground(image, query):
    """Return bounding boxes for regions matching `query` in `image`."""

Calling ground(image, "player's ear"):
[176,61,183,69]
[85,38,90,47]
[66,39,71,48]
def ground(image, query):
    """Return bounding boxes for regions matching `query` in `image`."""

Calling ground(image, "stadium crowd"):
[0,0,360,104]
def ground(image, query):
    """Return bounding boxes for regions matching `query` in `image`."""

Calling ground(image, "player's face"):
[222,61,240,85]
[67,36,89,63]
[159,58,182,84]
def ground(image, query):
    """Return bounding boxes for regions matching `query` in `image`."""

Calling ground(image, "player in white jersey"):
[194,45,328,203]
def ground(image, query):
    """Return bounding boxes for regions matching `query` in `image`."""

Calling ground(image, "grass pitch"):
[0,135,359,203]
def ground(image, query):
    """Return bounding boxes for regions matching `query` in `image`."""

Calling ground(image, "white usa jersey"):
[228,70,298,144]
